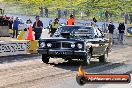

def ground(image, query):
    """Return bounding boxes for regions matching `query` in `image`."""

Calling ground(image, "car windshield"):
[55,26,94,39]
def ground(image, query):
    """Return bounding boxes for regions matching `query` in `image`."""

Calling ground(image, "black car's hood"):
[40,37,85,42]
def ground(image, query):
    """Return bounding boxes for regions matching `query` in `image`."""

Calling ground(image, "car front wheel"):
[42,54,49,64]
[99,50,108,63]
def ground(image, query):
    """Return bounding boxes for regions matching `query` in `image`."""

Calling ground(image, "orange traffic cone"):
[27,25,33,40]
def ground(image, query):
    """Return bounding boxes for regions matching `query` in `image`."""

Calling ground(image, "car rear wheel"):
[99,50,108,63]
[83,52,91,65]
[42,54,49,64]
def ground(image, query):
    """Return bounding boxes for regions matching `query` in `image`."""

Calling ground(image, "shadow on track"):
[0,54,41,64]
[48,60,109,72]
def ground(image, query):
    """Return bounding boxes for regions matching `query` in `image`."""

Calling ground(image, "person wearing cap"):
[67,14,75,25]
[49,18,60,37]
[33,16,43,40]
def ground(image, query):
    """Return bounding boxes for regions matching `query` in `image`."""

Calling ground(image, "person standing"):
[93,17,97,27]
[80,11,84,20]
[0,16,2,26]
[72,10,76,18]
[8,17,13,35]
[26,18,32,24]
[57,8,61,19]
[129,14,132,24]
[39,7,44,17]
[105,10,109,22]
[33,16,43,40]
[108,22,115,48]
[109,12,112,22]
[64,10,67,18]
[3,15,8,26]
[99,9,103,21]
[67,14,75,25]
[13,17,20,38]
[118,23,125,44]
[93,17,97,23]
[49,18,60,37]
[44,7,48,18]
[124,12,128,24]
[86,10,90,17]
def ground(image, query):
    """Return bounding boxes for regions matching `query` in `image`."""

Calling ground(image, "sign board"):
[0,41,27,56]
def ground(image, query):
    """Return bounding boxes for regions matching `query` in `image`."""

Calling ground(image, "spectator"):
[72,10,75,18]
[64,10,67,18]
[33,16,43,40]
[85,10,90,17]
[67,14,75,25]
[0,16,3,26]
[91,22,94,26]
[26,18,32,24]
[8,17,13,35]
[39,7,44,17]
[49,18,60,37]
[124,12,128,24]
[93,17,97,23]
[105,10,109,22]
[108,22,115,48]
[57,8,61,19]
[118,23,125,44]
[3,15,8,26]
[99,9,103,21]
[129,14,132,24]
[80,11,84,19]
[109,12,112,22]
[13,17,20,38]
[44,7,48,18]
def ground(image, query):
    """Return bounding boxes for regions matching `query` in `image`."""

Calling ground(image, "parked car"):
[126,24,132,37]
[38,25,109,65]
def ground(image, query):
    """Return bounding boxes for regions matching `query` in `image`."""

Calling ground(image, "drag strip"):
[0,45,131,88]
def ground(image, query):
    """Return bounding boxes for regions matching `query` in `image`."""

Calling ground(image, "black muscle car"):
[38,25,109,65]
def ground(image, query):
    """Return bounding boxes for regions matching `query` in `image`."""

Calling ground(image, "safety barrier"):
[0,39,39,56]
[0,40,27,56]
[26,40,38,54]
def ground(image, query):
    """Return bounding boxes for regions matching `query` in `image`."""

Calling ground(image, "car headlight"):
[77,44,83,49]
[47,43,52,47]
[40,42,45,48]
[71,43,75,48]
